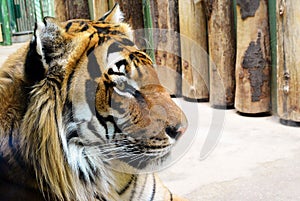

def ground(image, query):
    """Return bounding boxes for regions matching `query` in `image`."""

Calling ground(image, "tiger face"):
[94,48,188,170]
[29,7,188,173]
[16,4,188,199]
[0,4,189,200]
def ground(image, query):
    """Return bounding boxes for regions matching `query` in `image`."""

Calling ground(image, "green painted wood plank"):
[268,0,277,114]
[0,0,12,45]
[142,0,155,63]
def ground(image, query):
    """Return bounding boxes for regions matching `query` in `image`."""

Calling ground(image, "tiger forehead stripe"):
[65,22,72,32]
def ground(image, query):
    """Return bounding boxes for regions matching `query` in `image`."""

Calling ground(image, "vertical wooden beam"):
[54,0,90,21]
[235,0,271,114]
[0,24,3,42]
[150,0,181,96]
[204,0,236,108]
[268,0,277,114]
[54,0,67,21]
[92,0,109,20]
[277,0,300,125]
[114,0,145,49]
[66,0,90,19]
[142,0,155,62]
[179,0,209,101]
[0,0,12,45]
[108,0,115,9]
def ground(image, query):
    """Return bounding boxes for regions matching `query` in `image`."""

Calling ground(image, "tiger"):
[0,4,188,201]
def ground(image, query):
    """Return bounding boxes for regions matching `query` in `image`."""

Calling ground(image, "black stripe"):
[81,23,89,32]
[107,68,125,76]
[149,175,156,201]
[63,98,73,119]
[98,35,106,45]
[107,42,123,55]
[102,80,114,107]
[109,30,123,35]
[8,122,15,148]
[66,70,75,98]
[95,195,108,201]
[85,80,97,115]
[2,71,12,79]
[25,31,45,82]
[95,110,109,139]
[65,22,72,32]
[129,53,135,60]
[105,115,122,139]
[8,121,26,170]
[128,53,143,77]
[87,121,106,143]
[78,169,86,182]
[137,174,148,200]
[94,26,109,34]
[170,191,173,201]
[129,175,138,200]
[115,59,128,69]
[110,97,125,114]
[120,38,135,46]
[66,130,78,142]
[134,61,143,78]
[87,44,95,56]
[98,3,119,21]
[117,175,136,195]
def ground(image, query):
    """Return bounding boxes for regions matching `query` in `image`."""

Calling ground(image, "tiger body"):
[0,4,187,201]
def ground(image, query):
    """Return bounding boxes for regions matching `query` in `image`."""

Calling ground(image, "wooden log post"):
[54,0,66,21]
[234,0,271,114]
[179,0,209,101]
[54,0,90,21]
[204,0,236,108]
[90,0,109,20]
[114,0,145,49]
[150,0,182,96]
[277,0,300,125]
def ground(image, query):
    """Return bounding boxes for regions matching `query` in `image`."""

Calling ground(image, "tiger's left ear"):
[98,3,124,23]
[25,17,62,82]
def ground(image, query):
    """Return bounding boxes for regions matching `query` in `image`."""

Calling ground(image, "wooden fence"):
[95,0,298,126]
[2,0,300,126]
[0,0,54,45]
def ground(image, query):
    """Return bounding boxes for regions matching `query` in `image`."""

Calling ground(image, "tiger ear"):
[25,22,46,82]
[25,17,61,82]
[98,3,124,23]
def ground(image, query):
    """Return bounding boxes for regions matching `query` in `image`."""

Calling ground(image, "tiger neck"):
[106,169,171,201]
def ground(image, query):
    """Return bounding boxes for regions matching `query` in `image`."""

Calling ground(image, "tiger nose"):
[165,114,188,140]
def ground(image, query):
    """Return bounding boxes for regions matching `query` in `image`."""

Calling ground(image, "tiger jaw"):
[108,134,175,170]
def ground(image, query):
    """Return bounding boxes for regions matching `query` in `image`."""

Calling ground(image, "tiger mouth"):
[115,146,172,170]
[113,138,173,157]
[110,135,174,169]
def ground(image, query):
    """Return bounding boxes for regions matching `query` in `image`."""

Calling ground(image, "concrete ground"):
[0,42,26,66]
[159,100,300,201]
[1,43,300,201]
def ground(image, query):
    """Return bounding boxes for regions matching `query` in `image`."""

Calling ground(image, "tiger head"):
[21,4,187,200]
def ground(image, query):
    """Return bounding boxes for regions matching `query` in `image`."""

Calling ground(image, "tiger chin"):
[0,4,188,201]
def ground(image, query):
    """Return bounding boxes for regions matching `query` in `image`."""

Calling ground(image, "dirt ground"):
[1,43,300,201]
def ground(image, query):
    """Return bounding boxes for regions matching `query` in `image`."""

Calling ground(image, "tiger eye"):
[118,81,126,91]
